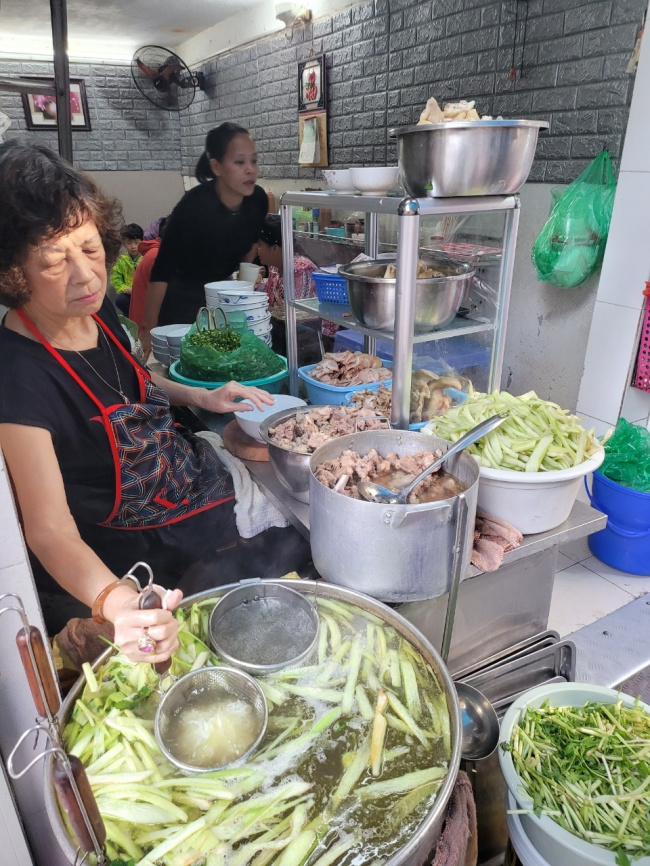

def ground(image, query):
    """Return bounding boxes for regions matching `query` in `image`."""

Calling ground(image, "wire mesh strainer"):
[209,580,320,675]
[154,666,268,774]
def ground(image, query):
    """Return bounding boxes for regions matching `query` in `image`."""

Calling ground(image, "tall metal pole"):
[49,0,73,163]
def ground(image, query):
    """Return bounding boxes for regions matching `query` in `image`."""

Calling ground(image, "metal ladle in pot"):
[454,681,500,761]
[357,413,508,504]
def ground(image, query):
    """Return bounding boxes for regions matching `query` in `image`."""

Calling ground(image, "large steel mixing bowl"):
[390,119,549,197]
[339,256,474,332]
[45,580,463,866]
[258,406,315,503]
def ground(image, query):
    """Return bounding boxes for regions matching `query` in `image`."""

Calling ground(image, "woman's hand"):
[202,381,275,413]
[111,585,184,664]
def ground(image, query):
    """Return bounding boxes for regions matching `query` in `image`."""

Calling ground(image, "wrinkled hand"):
[112,585,183,664]
[203,381,275,413]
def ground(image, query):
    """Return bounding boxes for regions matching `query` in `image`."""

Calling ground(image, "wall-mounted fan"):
[131,45,204,112]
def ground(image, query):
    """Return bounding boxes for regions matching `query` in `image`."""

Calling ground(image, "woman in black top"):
[0,142,284,664]
[142,123,268,351]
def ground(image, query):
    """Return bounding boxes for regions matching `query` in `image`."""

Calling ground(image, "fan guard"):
[131,45,198,112]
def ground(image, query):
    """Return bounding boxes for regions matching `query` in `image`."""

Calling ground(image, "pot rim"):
[339,256,474,284]
[390,119,550,136]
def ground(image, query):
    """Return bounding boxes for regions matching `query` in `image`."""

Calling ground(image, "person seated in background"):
[143,215,166,241]
[257,215,336,361]
[129,218,167,329]
[111,223,143,316]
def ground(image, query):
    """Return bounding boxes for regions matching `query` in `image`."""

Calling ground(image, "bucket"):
[584,471,650,575]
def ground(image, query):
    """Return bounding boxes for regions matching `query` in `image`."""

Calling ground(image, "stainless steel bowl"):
[259,406,314,503]
[390,119,548,197]
[339,255,474,332]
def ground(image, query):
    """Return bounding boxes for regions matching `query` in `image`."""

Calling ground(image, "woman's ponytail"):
[195,151,214,184]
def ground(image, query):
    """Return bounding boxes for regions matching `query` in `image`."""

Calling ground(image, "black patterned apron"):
[18,309,234,529]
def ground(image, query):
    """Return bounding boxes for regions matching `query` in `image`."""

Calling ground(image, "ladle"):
[357,412,508,504]
[454,681,500,761]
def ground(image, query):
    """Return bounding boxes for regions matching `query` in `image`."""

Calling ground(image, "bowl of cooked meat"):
[259,404,390,503]
[338,255,474,332]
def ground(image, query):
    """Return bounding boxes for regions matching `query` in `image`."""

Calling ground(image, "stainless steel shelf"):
[292,298,494,343]
[282,190,520,215]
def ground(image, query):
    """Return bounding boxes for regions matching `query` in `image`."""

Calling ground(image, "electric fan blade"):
[136,58,159,80]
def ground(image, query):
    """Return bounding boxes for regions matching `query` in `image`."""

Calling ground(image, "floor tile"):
[559,536,592,563]
[548,562,634,637]
[555,552,574,571]
[582,555,650,597]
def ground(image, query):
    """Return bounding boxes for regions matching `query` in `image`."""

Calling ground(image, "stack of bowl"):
[205,281,272,346]
[150,324,191,367]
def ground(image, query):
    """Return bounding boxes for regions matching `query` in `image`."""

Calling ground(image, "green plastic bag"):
[179,311,284,383]
[532,150,617,288]
[600,418,650,492]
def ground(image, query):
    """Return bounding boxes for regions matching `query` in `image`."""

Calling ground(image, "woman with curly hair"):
[0,142,302,664]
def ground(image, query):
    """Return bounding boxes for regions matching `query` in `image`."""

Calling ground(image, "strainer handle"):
[139,589,172,675]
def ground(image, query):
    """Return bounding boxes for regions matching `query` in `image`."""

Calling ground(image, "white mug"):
[239,262,261,283]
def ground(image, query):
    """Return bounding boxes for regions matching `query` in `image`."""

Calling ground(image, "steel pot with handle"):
[309,430,479,603]
[43,579,462,866]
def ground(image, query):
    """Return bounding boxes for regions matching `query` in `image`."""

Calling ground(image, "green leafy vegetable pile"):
[187,328,243,353]
[502,699,650,864]
[425,390,599,472]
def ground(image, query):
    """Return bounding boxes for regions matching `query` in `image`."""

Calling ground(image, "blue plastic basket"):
[298,361,392,405]
[312,271,348,304]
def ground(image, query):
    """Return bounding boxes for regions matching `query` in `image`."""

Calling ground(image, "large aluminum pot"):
[391,119,548,197]
[44,579,462,866]
[339,255,474,332]
[309,430,479,602]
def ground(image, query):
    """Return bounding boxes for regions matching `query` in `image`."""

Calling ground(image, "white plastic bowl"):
[205,280,254,293]
[166,325,191,347]
[216,291,267,307]
[236,394,307,443]
[322,169,355,193]
[499,682,650,866]
[152,345,171,367]
[477,447,605,534]
[350,166,400,195]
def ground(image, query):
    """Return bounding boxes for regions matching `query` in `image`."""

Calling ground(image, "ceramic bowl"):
[322,169,355,193]
[350,166,400,195]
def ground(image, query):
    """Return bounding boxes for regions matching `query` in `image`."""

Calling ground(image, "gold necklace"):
[35,319,131,404]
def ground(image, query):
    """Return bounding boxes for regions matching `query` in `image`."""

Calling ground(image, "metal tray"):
[451,630,560,680]
[493,676,568,717]
[459,640,576,705]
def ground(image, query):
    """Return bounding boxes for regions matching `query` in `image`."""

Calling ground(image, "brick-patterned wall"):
[182,0,645,183]
[0,60,181,171]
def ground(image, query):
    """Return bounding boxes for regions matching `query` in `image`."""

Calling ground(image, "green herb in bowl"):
[188,328,242,352]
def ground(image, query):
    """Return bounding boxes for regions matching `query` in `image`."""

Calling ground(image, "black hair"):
[195,122,250,183]
[0,140,123,308]
[121,222,144,241]
[259,214,282,247]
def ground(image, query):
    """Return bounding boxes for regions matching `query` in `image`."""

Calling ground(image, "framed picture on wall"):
[21,78,91,131]
[297,55,326,114]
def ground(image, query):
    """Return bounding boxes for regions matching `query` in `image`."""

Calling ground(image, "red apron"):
[17,310,234,529]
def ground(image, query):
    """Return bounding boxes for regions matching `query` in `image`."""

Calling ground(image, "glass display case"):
[279,192,521,428]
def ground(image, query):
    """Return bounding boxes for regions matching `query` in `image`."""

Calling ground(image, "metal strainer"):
[154,666,268,774]
[209,580,320,675]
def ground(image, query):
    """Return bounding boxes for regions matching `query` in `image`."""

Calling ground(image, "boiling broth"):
[166,687,260,767]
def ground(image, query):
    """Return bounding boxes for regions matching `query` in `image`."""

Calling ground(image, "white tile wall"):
[595,172,650,310]
[620,18,650,174]
[577,301,643,423]
[621,383,650,424]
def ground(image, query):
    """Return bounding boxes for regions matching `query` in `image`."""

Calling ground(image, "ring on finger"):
[137,627,157,654]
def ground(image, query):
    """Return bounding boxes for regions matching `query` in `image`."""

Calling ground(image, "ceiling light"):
[275,3,312,28]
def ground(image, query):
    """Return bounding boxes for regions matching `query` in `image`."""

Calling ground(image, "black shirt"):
[0,299,235,588]
[151,183,268,324]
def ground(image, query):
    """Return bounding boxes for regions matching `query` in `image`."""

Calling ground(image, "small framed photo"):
[21,78,91,131]
[298,55,326,114]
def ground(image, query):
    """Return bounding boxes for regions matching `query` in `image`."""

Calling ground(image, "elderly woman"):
[0,142,300,664]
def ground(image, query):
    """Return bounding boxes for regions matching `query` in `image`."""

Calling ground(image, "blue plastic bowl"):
[298,361,393,405]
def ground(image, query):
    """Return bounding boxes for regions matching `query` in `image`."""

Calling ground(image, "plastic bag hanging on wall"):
[531,150,617,288]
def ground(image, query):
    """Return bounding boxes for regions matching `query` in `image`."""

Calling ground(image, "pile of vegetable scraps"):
[424,390,599,472]
[62,595,452,866]
[502,699,650,864]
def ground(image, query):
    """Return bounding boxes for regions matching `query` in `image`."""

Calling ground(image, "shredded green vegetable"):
[424,390,599,472]
[64,595,452,866]
[502,699,650,863]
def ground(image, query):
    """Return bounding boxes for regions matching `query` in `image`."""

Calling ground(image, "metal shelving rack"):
[280,191,521,429]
